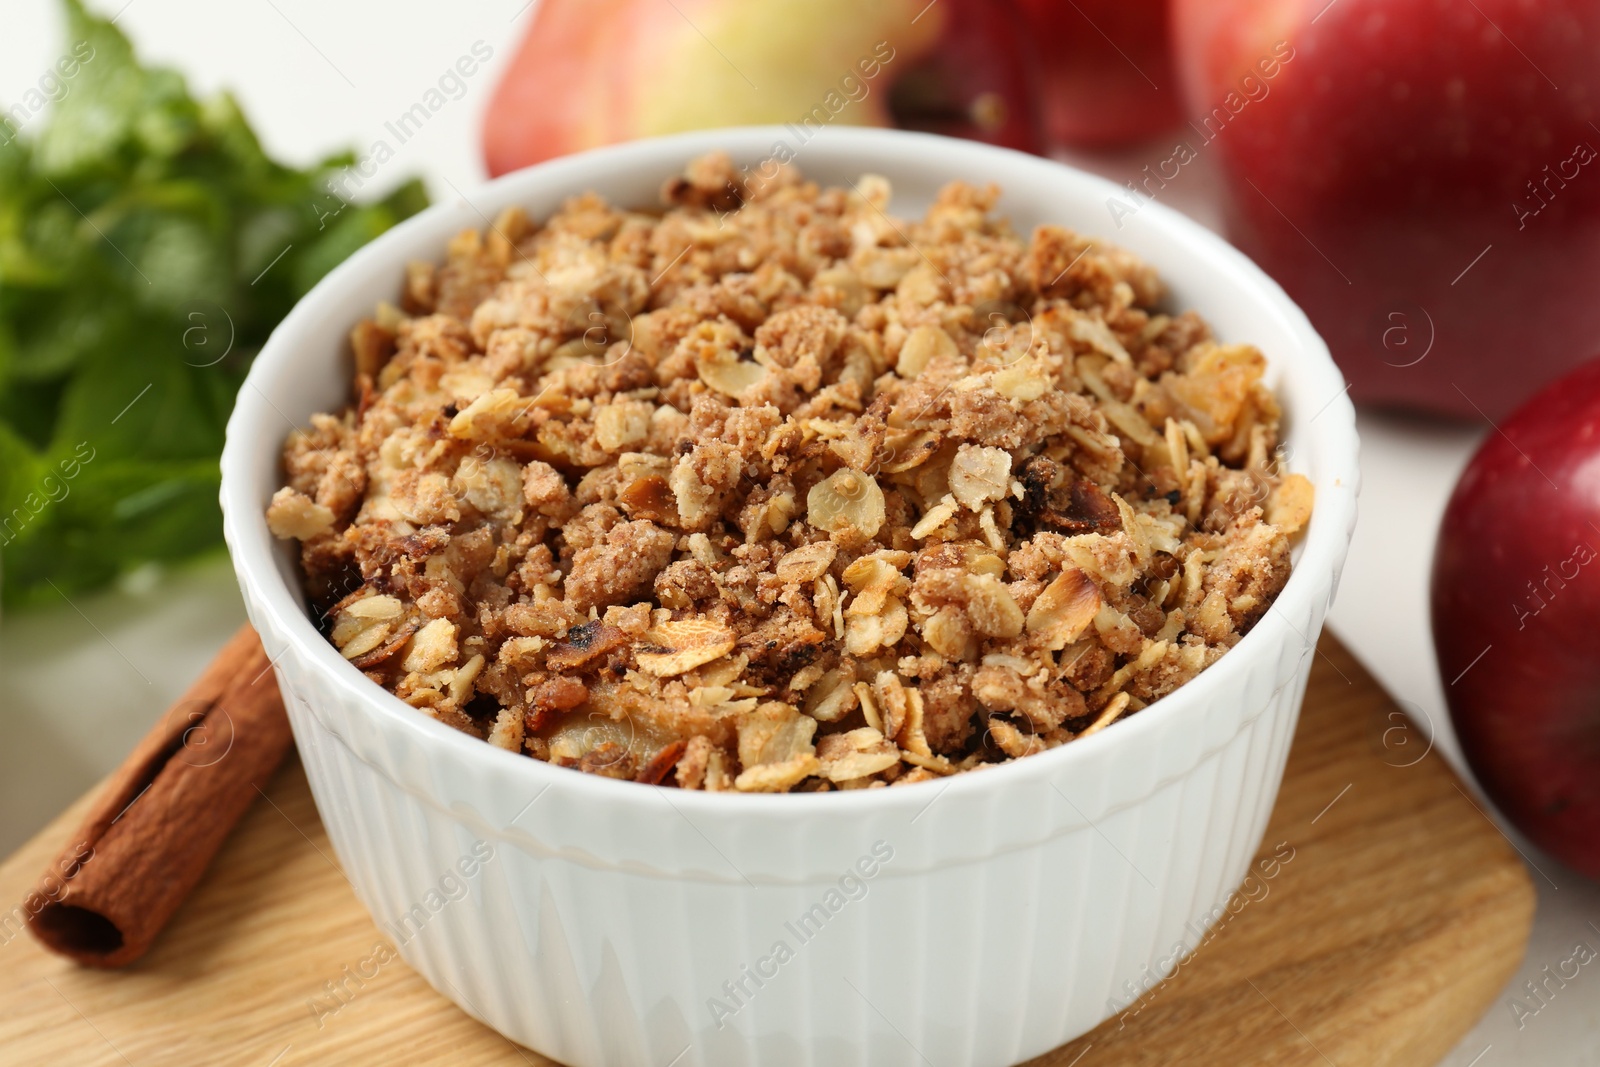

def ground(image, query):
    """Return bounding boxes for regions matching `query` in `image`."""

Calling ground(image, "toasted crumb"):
[266,487,335,540]
[273,152,1311,792]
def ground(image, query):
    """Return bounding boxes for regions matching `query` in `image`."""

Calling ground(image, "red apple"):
[1432,356,1600,880]
[1171,0,1600,419]
[880,0,1042,152]
[483,0,1041,178]
[1015,0,1184,147]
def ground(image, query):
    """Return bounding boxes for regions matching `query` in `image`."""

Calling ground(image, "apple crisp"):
[268,152,1313,792]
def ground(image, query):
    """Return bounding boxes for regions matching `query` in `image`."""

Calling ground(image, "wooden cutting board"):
[0,637,1534,1066]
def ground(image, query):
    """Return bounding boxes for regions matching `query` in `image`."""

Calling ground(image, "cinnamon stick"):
[26,624,293,967]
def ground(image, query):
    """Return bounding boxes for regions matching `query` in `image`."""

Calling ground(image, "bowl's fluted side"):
[247,566,1322,1067]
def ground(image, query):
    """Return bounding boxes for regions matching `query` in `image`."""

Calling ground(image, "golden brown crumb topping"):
[268,152,1312,792]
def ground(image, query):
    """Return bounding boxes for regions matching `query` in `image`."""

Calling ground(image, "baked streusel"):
[267,152,1313,792]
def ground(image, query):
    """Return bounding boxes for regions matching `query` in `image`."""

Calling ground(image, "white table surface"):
[3,3,1597,1063]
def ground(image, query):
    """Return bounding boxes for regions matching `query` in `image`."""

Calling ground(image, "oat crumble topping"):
[268,152,1313,792]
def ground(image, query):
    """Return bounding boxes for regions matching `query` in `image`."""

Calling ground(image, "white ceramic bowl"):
[221,126,1358,1067]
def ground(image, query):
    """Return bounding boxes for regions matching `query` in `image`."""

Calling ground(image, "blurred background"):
[3,0,1599,1062]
